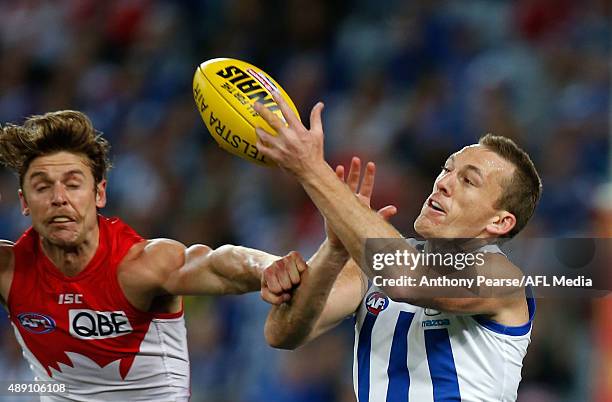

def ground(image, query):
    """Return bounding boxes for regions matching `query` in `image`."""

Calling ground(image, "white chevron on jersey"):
[13,315,190,402]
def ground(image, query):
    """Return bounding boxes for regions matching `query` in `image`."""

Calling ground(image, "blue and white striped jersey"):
[353,241,535,402]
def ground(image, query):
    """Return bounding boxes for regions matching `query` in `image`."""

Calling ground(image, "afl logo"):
[365,292,389,316]
[17,313,56,334]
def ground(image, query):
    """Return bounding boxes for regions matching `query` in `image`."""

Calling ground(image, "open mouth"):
[427,199,446,214]
[48,216,75,224]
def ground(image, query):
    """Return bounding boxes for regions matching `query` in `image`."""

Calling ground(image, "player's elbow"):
[264,321,304,350]
[206,244,234,262]
[265,333,299,350]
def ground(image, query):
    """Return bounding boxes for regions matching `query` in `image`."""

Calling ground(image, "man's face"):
[414,145,515,239]
[19,152,106,248]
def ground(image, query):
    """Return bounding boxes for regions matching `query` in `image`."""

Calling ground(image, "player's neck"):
[40,226,100,278]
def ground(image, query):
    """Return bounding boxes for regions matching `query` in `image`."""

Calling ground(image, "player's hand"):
[261,251,308,305]
[326,157,398,249]
[254,91,325,177]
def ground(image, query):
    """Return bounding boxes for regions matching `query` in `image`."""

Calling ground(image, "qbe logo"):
[18,313,56,334]
[365,292,389,316]
[69,309,133,340]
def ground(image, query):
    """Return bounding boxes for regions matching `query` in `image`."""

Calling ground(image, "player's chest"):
[359,289,456,337]
[11,281,142,341]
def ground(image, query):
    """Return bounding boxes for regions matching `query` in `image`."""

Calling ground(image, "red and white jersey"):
[7,216,190,401]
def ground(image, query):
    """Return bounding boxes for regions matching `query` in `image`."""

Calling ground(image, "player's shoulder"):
[0,240,15,248]
[0,241,14,268]
[123,238,187,272]
[481,251,523,278]
[0,241,15,305]
[118,239,188,295]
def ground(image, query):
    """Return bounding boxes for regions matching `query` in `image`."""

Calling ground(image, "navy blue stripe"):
[386,312,415,402]
[357,313,377,402]
[473,287,536,336]
[424,328,461,401]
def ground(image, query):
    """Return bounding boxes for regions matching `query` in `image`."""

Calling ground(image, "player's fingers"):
[288,251,308,274]
[255,127,278,144]
[347,157,361,193]
[335,165,345,182]
[255,141,278,162]
[261,288,289,305]
[287,261,301,285]
[285,252,302,285]
[255,129,282,160]
[271,90,303,130]
[274,290,291,304]
[254,101,285,132]
[276,265,293,291]
[377,205,398,221]
[309,101,324,133]
[359,162,376,201]
[263,267,283,294]
[294,254,308,273]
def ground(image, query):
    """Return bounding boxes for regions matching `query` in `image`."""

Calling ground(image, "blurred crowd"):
[0,0,610,401]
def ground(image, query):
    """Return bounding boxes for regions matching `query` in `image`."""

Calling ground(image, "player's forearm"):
[299,163,404,265]
[265,239,348,349]
[296,163,438,302]
[208,245,278,293]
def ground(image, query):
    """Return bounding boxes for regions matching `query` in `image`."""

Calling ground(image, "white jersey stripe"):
[369,308,396,402]
[354,239,533,402]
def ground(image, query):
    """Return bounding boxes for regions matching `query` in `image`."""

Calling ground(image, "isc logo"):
[69,309,133,340]
[58,294,83,304]
[365,292,389,316]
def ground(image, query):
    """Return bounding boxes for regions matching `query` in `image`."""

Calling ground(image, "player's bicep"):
[162,243,276,295]
[419,297,505,315]
[160,243,229,295]
[413,255,526,316]
[306,259,366,341]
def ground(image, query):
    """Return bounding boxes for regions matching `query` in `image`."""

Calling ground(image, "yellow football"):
[193,58,300,166]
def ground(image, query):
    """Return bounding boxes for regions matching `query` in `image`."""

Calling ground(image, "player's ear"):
[18,189,30,216]
[485,211,516,236]
[95,180,107,208]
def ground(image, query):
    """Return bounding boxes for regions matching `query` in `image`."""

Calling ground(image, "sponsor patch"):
[422,319,451,328]
[18,313,56,334]
[365,292,389,316]
[69,309,133,340]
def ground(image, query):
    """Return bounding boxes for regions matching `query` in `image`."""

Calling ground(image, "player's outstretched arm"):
[265,159,397,349]
[254,94,528,322]
[134,240,302,302]
[254,96,404,268]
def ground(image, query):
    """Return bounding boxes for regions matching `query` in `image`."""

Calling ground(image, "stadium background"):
[0,1,609,401]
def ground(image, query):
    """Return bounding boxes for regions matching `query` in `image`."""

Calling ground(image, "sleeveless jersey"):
[353,240,535,402]
[7,216,190,401]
